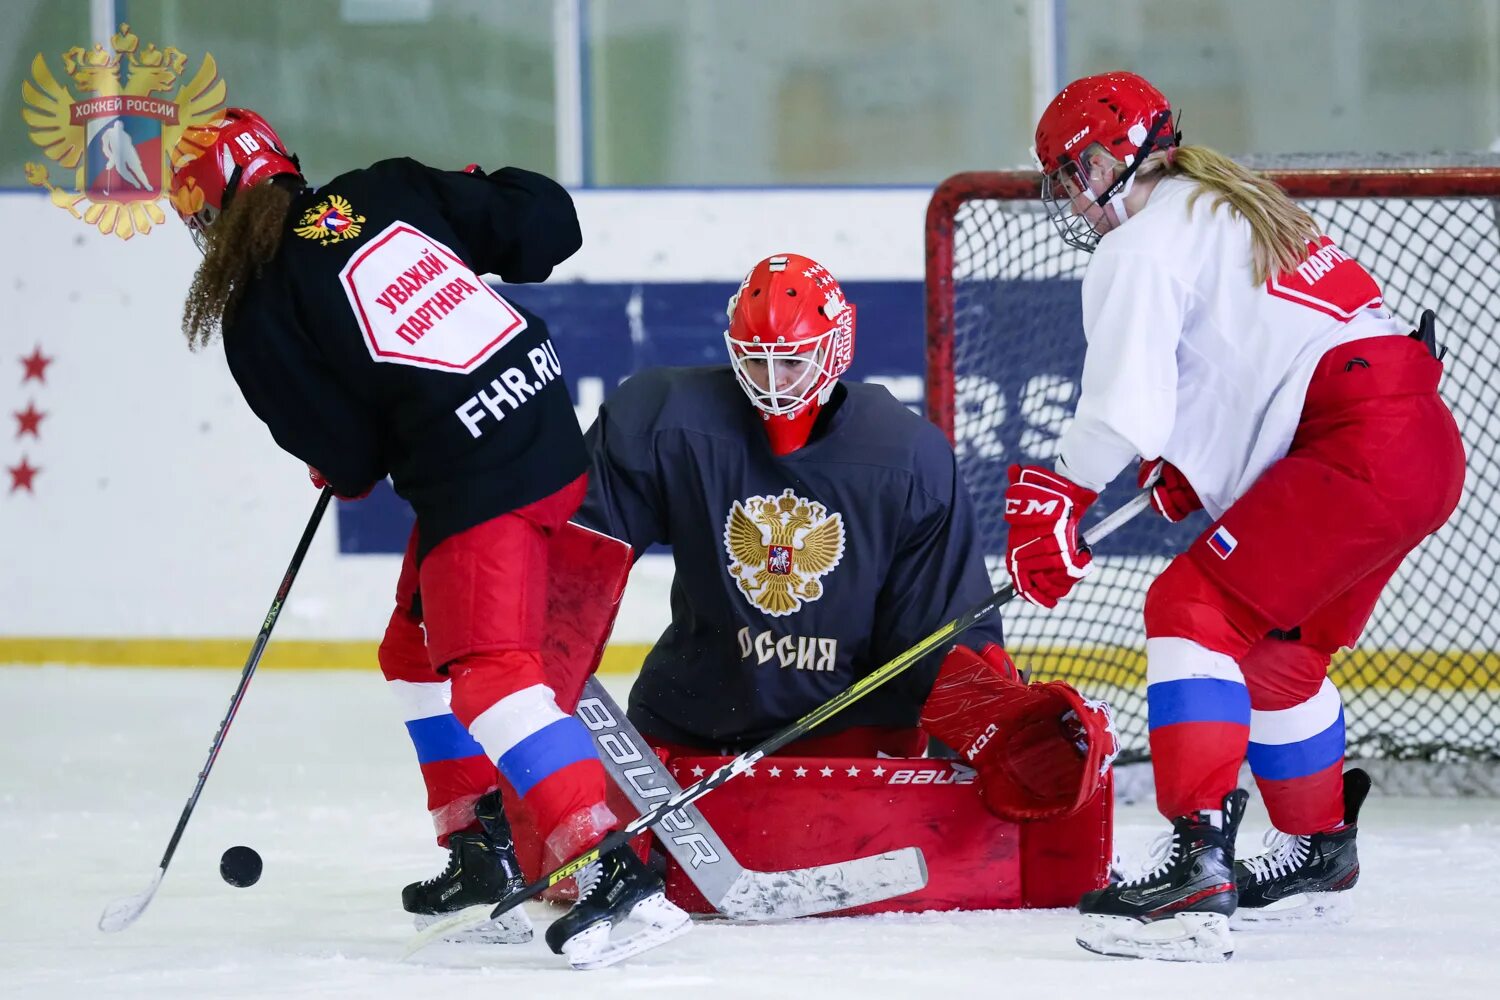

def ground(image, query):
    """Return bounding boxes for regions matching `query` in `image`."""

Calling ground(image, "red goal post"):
[925,166,1500,784]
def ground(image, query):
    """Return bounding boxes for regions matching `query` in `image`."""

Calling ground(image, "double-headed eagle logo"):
[21,23,226,239]
[294,195,366,246]
[724,488,846,617]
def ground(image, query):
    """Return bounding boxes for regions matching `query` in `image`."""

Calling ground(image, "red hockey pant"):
[1144,336,1463,832]
[377,476,610,855]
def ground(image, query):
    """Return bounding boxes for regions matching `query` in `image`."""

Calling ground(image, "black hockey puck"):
[220,845,263,888]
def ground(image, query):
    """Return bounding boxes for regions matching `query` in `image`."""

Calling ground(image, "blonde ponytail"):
[1138,145,1319,285]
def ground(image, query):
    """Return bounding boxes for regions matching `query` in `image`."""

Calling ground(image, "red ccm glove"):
[1002,465,1098,609]
[920,643,1118,821]
[1137,459,1202,522]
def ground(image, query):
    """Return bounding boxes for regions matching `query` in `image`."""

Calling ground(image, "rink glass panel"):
[119,1,559,180]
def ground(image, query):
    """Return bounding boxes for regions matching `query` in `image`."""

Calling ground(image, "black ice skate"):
[544,841,691,970]
[1076,788,1248,962]
[1233,768,1368,927]
[402,791,533,944]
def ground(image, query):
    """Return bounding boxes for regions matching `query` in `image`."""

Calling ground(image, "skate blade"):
[562,892,692,971]
[1077,912,1233,963]
[414,908,534,945]
[1231,891,1351,929]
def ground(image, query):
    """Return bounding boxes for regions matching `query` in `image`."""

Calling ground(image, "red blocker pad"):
[663,757,1111,914]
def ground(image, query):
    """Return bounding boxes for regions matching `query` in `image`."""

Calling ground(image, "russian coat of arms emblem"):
[724,488,847,617]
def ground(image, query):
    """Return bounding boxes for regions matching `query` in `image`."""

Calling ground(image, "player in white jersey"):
[1011,72,1465,961]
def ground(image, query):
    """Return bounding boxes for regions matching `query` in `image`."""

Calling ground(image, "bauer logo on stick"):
[21,23,227,239]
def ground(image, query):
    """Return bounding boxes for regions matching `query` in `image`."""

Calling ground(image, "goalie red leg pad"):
[540,521,633,714]
[659,755,1111,914]
[1019,768,1113,907]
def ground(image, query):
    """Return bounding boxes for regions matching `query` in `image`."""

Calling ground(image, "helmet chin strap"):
[1089,109,1176,227]
[1110,162,1139,223]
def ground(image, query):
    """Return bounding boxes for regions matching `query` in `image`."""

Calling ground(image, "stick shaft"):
[153,488,333,872]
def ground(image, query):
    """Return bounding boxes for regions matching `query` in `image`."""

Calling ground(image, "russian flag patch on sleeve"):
[1208,526,1239,559]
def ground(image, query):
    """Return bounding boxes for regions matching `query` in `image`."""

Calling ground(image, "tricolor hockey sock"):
[1248,677,1347,834]
[1146,636,1252,819]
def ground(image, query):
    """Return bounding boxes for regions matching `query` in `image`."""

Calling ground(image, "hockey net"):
[926,163,1500,793]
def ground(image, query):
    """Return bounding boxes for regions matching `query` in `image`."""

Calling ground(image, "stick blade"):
[401,901,495,959]
[717,847,928,921]
[98,869,164,933]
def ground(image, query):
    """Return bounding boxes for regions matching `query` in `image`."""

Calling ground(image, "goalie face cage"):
[926,167,1500,784]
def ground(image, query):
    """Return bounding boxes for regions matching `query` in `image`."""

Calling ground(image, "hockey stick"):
[407,490,1151,954]
[576,678,928,920]
[99,487,334,933]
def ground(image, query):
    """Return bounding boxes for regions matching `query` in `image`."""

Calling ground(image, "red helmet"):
[724,253,856,455]
[168,108,302,247]
[1032,72,1179,251]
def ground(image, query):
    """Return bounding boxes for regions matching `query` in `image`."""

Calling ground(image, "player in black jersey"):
[169,108,686,969]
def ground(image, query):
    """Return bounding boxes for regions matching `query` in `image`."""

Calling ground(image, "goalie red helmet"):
[1032,72,1180,252]
[724,253,856,455]
[168,108,302,249]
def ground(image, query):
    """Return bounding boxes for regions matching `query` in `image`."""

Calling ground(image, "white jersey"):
[1056,176,1408,518]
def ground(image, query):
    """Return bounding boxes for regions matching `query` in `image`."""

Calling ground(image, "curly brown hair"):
[181,180,296,350]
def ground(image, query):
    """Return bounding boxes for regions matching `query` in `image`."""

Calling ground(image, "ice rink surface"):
[3,665,1496,999]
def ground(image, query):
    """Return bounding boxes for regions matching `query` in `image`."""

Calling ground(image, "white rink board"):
[2,665,1496,998]
[0,188,926,644]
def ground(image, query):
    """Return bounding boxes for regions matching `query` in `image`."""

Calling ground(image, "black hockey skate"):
[544,841,691,970]
[402,791,533,944]
[1233,768,1368,927]
[1076,789,1248,962]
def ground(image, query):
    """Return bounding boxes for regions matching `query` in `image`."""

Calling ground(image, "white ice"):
[3,666,1496,999]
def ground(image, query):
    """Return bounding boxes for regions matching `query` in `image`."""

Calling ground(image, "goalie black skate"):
[402,791,533,944]
[544,841,691,970]
[1076,788,1248,962]
[1233,767,1368,926]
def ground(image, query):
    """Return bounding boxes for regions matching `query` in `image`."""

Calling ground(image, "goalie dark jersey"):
[576,365,1004,750]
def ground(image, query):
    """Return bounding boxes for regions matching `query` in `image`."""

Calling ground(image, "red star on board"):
[14,402,44,439]
[8,456,39,494]
[21,347,52,384]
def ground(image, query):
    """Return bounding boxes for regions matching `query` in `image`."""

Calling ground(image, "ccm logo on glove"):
[1005,497,1061,517]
